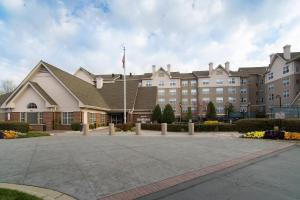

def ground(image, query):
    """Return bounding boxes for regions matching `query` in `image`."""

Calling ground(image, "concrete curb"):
[0,183,77,200]
[99,143,295,200]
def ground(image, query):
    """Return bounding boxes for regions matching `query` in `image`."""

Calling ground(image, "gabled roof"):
[179,73,197,79]
[98,80,140,110]
[134,87,157,110]
[0,92,12,107]
[237,67,267,76]
[77,67,96,79]
[42,61,109,109]
[277,52,300,61]
[29,82,56,105]
[96,74,121,81]
[192,71,209,77]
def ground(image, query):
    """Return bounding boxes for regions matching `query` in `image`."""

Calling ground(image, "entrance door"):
[110,114,123,124]
[27,112,38,124]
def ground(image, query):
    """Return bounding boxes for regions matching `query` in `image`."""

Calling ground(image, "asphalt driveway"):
[0,131,291,200]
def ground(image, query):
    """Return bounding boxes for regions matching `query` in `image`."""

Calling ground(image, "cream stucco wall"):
[13,86,48,112]
[265,57,294,84]
[31,70,80,112]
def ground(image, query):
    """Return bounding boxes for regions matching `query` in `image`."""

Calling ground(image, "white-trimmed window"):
[158,89,165,96]
[145,81,152,87]
[268,94,274,101]
[182,89,188,95]
[268,73,273,80]
[20,112,26,122]
[182,98,188,105]
[229,78,236,84]
[202,80,209,85]
[158,98,165,104]
[169,98,176,105]
[240,98,247,103]
[268,84,274,91]
[283,78,289,86]
[216,97,223,103]
[202,88,210,94]
[169,89,176,96]
[27,103,37,109]
[228,97,236,103]
[62,112,73,125]
[158,80,164,87]
[191,98,197,105]
[182,107,188,113]
[202,97,210,103]
[216,88,223,94]
[283,65,289,74]
[216,79,223,84]
[283,90,289,98]
[217,106,224,113]
[191,89,197,95]
[182,81,188,87]
[170,80,176,87]
[190,80,197,86]
[241,78,247,84]
[228,87,236,94]
[240,88,247,94]
[88,113,96,124]
[38,112,44,124]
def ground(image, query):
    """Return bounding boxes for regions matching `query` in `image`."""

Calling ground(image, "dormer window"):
[27,103,37,109]
[283,66,289,74]
[268,72,273,80]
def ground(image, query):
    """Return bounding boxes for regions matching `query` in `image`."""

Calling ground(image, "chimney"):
[95,77,103,89]
[112,73,114,77]
[283,45,291,60]
[130,72,132,76]
[152,65,156,75]
[167,64,171,74]
[209,62,213,75]
[225,61,230,72]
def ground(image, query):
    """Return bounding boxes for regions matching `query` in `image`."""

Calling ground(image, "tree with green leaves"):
[162,104,175,124]
[225,103,235,118]
[206,101,216,120]
[186,107,193,122]
[151,104,162,123]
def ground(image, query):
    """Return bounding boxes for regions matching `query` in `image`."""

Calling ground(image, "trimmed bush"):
[141,123,161,131]
[167,124,188,132]
[162,104,175,124]
[71,122,82,131]
[0,122,29,133]
[89,124,95,129]
[281,119,300,132]
[152,104,162,123]
[218,124,238,131]
[195,124,218,132]
[115,123,135,131]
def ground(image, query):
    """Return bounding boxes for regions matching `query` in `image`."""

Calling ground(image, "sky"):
[0,0,300,84]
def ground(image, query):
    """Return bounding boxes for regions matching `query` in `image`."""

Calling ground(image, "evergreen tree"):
[186,107,193,122]
[162,104,175,124]
[151,104,162,123]
[225,103,234,118]
[206,101,216,120]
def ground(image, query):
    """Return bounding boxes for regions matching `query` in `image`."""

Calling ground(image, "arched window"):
[27,103,37,109]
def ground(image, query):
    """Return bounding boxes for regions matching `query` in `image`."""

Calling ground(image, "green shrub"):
[115,123,135,131]
[281,119,300,132]
[141,123,162,131]
[167,124,188,132]
[152,104,162,123]
[195,124,218,132]
[0,122,29,133]
[235,119,280,133]
[71,122,81,131]
[89,124,95,129]
[206,101,216,120]
[218,124,238,131]
[162,104,175,124]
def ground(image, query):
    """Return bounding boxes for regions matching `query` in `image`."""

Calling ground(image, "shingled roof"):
[0,92,12,107]
[134,87,157,110]
[29,82,57,105]
[42,61,109,109]
[98,80,140,111]
[192,71,209,77]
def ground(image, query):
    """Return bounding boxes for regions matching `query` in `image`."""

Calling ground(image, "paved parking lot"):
[0,131,291,200]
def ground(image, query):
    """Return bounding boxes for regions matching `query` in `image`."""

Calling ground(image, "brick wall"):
[73,112,82,123]
[44,112,54,131]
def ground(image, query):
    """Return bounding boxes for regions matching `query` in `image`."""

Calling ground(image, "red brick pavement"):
[99,143,295,200]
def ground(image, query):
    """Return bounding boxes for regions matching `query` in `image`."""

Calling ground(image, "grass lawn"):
[0,188,42,200]
[17,131,50,138]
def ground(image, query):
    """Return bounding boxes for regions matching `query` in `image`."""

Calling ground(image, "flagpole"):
[123,46,127,124]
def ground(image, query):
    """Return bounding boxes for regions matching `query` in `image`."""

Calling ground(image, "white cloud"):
[1,0,300,84]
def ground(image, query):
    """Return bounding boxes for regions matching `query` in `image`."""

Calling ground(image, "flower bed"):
[243,130,300,140]
[0,130,50,139]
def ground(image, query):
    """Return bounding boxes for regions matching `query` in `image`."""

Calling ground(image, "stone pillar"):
[161,123,167,135]
[188,123,194,135]
[135,123,141,135]
[109,123,115,135]
[83,124,88,136]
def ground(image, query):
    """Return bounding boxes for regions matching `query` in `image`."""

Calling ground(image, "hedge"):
[71,122,82,131]
[235,119,300,133]
[116,123,135,131]
[0,122,29,133]
[141,123,237,132]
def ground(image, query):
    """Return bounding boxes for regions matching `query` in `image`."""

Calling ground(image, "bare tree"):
[0,80,16,94]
